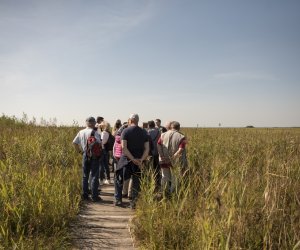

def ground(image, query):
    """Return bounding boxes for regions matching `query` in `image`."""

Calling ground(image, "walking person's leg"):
[114,168,124,205]
[128,178,133,199]
[103,150,111,184]
[170,167,178,194]
[130,164,141,208]
[122,178,129,197]
[90,158,100,201]
[82,155,91,199]
[99,154,105,185]
[161,167,171,196]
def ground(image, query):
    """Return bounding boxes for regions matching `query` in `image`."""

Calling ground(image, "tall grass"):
[0,115,82,249]
[133,128,300,249]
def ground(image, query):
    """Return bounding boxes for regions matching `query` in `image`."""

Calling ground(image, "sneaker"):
[92,196,103,202]
[104,179,110,185]
[114,200,122,207]
[81,195,89,201]
[128,202,136,210]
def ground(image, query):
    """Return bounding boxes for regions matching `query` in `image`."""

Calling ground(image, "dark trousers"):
[100,150,110,180]
[82,154,99,199]
[114,162,141,203]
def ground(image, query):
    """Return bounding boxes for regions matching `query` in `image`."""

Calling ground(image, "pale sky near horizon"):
[1,0,299,127]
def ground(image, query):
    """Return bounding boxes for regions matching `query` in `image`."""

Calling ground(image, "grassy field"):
[1,115,299,249]
[134,127,300,249]
[0,115,82,249]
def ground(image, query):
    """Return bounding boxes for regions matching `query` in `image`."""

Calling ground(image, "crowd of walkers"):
[72,114,188,208]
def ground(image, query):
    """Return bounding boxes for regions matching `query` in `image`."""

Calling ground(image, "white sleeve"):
[102,131,109,144]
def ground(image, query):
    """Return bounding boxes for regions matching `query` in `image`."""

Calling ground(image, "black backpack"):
[105,132,115,151]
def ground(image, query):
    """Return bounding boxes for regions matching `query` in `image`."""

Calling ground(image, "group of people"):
[72,114,188,208]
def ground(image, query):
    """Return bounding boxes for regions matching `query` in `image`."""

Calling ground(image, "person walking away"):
[114,114,149,208]
[157,121,187,196]
[99,121,112,184]
[73,117,102,202]
[147,120,161,191]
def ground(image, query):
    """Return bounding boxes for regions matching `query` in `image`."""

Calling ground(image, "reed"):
[133,128,300,249]
[0,115,82,249]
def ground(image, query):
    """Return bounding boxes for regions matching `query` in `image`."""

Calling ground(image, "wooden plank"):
[70,178,137,249]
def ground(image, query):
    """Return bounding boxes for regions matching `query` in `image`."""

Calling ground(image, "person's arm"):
[72,132,82,153]
[102,131,109,145]
[140,140,149,162]
[172,138,186,159]
[121,139,140,166]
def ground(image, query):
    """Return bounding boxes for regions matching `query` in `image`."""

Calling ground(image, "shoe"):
[122,194,128,198]
[128,196,132,200]
[104,179,110,185]
[114,200,122,206]
[128,202,136,210]
[91,196,103,202]
[81,195,89,201]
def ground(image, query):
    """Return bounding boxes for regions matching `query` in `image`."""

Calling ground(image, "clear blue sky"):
[1,0,299,127]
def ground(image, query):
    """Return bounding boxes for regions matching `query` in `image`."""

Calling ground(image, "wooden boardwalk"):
[70,180,136,250]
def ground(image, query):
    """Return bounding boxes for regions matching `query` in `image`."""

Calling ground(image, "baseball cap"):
[86,116,96,123]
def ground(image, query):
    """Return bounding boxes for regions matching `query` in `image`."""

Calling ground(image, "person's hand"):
[160,156,169,163]
[132,158,142,166]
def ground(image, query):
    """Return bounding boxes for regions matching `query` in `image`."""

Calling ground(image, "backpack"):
[105,132,115,151]
[86,130,102,159]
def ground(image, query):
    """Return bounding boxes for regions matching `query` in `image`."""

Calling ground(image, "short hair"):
[86,116,96,123]
[97,116,104,122]
[129,113,139,122]
[148,120,155,128]
[142,122,148,129]
[172,121,180,130]
[165,121,173,130]
[155,119,161,123]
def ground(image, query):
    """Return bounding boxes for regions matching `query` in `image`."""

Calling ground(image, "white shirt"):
[101,130,109,146]
[73,127,101,152]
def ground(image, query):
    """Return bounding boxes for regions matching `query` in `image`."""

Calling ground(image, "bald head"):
[171,121,180,131]
[129,113,139,125]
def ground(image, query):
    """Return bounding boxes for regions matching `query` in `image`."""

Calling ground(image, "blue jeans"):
[82,154,100,199]
[100,150,110,180]
[114,162,141,203]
